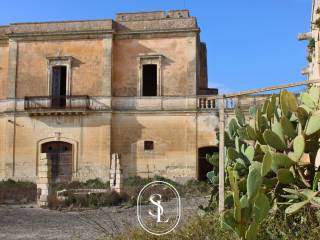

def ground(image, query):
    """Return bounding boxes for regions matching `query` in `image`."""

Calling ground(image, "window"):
[52,66,67,107]
[47,56,72,105]
[52,66,67,97]
[142,64,157,96]
[144,141,154,151]
[137,54,163,96]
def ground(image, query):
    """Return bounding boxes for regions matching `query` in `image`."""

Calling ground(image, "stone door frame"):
[36,136,78,179]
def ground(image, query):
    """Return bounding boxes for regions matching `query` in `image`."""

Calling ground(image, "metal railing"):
[24,95,90,111]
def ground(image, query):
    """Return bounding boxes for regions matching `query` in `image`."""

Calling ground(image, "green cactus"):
[217,85,320,239]
[235,107,246,127]
[277,169,295,184]
[280,116,297,139]
[247,163,262,202]
[283,188,320,214]
[305,115,320,136]
[263,129,286,151]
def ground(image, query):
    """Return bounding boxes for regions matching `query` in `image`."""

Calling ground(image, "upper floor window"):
[47,56,72,107]
[137,54,163,97]
[142,64,157,96]
[52,66,67,97]
[52,66,67,107]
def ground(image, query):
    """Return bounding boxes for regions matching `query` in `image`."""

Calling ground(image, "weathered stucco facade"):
[299,0,320,80]
[0,10,219,183]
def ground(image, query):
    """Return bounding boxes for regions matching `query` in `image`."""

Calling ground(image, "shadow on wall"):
[71,57,84,68]
[111,114,145,179]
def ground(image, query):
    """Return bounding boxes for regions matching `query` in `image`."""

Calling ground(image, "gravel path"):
[0,196,208,240]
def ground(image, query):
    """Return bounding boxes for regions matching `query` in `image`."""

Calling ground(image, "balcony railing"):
[197,95,271,110]
[24,95,90,111]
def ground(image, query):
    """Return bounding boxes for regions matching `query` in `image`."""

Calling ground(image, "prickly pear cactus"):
[219,86,320,239]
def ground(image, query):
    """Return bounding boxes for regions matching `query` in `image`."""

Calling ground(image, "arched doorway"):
[198,146,218,181]
[41,141,72,183]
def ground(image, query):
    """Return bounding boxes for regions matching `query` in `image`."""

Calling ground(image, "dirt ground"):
[0,196,208,240]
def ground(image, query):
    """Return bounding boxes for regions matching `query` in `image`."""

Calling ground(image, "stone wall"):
[16,39,106,98]
[0,43,8,99]
[113,36,197,96]
[111,112,217,182]
[1,112,111,182]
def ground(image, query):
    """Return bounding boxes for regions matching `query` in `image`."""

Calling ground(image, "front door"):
[41,141,72,183]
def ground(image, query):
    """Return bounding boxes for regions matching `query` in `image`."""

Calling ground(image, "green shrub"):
[258,208,320,240]
[113,210,320,240]
[110,208,320,240]
[52,178,109,192]
[308,39,315,53]
[49,176,211,210]
[0,179,36,203]
[114,213,234,240]
[49,190,129,209]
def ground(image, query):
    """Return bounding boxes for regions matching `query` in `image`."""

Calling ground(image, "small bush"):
[308,38,316,53]
[182,179,211,196]
[123,176,152,189]
[258,208,320,240]
[114,213,234,240]
[0,179,36,203]
[52,178,109,192]
[48,176,211,210]
[113,210,320,240]
[49,190,129,209]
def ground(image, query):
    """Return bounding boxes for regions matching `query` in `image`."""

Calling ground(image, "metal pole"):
[218,96,225,213]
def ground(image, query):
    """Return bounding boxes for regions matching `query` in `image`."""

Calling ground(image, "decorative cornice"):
[0,11,200,40]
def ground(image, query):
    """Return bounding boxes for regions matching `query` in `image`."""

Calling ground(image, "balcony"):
[24,95,91,115]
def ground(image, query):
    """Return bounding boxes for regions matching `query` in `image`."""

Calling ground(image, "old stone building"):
[0,10,220,183]
[299,0,320,79]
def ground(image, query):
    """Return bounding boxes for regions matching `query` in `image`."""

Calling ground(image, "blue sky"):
[0,0,311,93]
